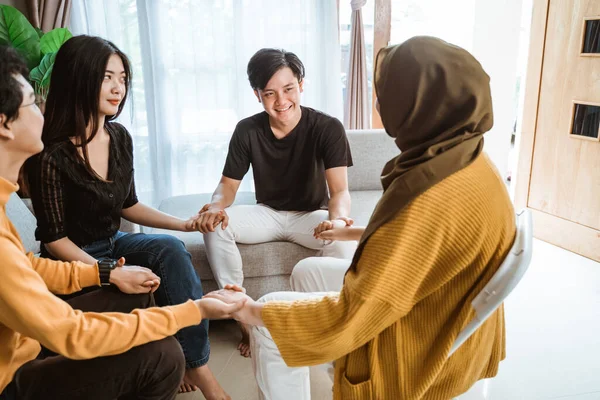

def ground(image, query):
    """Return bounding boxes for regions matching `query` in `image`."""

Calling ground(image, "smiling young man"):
[196,48,356,356]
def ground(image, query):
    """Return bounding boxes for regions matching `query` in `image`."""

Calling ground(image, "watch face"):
[100,259,116,268]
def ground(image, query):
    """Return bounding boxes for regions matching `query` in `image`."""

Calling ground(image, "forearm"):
[262,292,396,366]
[328,190,351,220]
[121,202,184,231]
[346,227,366,241]
[27,246,98,294]
[45,237,98,265]
[210,182,237,209]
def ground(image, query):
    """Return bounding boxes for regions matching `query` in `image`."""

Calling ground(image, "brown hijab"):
[354,36,494,257]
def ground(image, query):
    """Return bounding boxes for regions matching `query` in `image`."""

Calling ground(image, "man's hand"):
[195,204,229,234]
[313,217,354,238]
[194,297,247,320]
[109,257,161,294]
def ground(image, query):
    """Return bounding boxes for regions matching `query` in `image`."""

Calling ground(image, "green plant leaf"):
[30,52,56,88]
[35,27,44,38]
[0,5,41,70]
[40,27,72,54]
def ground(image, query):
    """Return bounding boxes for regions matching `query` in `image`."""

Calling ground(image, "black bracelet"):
[97,259,118,286]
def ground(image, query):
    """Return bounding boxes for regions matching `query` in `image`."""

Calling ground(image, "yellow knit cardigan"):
[262,154,515,399]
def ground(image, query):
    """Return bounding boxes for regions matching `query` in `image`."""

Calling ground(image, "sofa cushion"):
[6,193,41,254]
[346,130,399,191]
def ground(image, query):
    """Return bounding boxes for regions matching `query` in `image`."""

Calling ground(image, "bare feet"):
[237,321,251,357]
[184,365,231,400]
[178,381,198,393]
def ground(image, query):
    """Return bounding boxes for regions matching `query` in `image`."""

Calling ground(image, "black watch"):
[98,258,118,286]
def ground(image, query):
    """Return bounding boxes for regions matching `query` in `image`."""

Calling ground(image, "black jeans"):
[0,288,185,400]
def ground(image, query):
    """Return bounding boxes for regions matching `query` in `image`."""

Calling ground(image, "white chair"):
[449,208,533,357]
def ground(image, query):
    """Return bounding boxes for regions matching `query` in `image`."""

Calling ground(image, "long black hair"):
[42,35,132,179]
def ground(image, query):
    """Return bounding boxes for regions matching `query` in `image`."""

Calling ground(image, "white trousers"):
[203,204,356,288]
[250,257,352,400]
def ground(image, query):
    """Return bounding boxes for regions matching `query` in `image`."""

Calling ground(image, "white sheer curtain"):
[70,0,342,206]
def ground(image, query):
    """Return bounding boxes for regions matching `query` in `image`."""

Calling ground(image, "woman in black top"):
[26,35,228,399]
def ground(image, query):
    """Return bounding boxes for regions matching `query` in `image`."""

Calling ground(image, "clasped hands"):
[200,285,264,326]
[181,204,228,234]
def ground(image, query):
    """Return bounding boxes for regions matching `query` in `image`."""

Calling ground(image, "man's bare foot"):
[237,321,251,357]
[184,365,231,400]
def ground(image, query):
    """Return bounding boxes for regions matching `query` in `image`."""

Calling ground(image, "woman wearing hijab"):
[206,36,516,400]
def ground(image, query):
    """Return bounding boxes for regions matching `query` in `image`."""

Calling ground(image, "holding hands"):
[194,204,229,233]
[177,204,228,233]
[203,285,265,327]
[314,216,364,242]
[194,295,248,320]
[109,257,161,294]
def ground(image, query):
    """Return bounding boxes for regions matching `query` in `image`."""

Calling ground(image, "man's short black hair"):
[0,46,30,128]
[247,48,305,91]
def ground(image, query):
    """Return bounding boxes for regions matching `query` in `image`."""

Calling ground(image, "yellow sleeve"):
[0,238,202,359]
[28,253,100,294]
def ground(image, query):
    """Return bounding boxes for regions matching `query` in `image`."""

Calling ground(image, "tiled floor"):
[178,239,600,400]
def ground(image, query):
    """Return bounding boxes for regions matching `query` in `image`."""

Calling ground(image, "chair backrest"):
[448,208,533,357]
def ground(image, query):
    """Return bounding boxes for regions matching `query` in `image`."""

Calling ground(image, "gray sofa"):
[7,129,397,300]
[152,129,398,299]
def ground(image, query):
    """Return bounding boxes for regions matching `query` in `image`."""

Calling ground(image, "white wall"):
[471,0,524,179]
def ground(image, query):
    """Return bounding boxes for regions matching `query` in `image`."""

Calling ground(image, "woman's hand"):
[313,217,354,238]
[194,297,247,320]
[204,285,265,326]
[316,226,364,241]
[181,213,201,232]
[195,204,229,233]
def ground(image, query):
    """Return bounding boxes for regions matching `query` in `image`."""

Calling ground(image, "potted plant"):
[0,4,73,101]
[1,5,73,197]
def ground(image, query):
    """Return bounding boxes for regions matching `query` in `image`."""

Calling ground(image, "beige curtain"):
[344,0,369,129]
[26,0,72,32]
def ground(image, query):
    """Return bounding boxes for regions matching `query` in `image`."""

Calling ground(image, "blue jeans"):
[82,231,209,369]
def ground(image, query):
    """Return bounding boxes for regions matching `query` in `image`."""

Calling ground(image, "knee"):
[127,292,155,309]
[152,235,193,263]
[324,239,357,259]
[290,257,320,287]
[155,234,187,252]
[149,337,186,379]
[203,223,234,243]
[106,288,155,312]
[257,291,300,303]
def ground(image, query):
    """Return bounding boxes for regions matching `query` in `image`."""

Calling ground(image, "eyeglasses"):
[20,94,44,108]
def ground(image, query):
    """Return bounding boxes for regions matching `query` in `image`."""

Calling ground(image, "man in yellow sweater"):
[0,46,244,400]
[207,37,516,400]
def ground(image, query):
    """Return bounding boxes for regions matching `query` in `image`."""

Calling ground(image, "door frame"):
[514,0,600,261]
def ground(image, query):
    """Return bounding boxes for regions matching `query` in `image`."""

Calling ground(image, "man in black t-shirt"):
[195,49,356,356]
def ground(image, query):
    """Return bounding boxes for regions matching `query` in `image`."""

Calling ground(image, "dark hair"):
[0,46,30,129]
[42,35,132,179]
[247,48,305,90]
